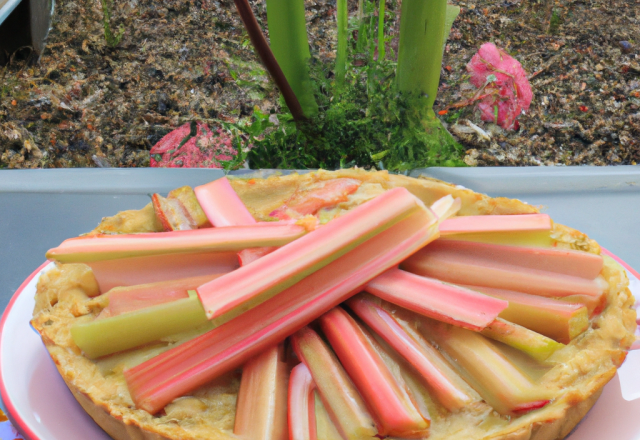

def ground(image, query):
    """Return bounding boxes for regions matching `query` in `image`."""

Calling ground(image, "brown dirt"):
[1,0,639,168]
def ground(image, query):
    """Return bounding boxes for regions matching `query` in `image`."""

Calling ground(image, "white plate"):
[1,259,639,440]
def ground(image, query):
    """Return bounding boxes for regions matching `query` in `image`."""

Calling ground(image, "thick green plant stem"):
[396,0,448,112]
[335,0,349,87]
[266,0,318,117]
[444,4,461,46]
[377,0,386,60]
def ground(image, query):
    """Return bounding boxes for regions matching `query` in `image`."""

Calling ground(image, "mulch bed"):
[1,0,639,168]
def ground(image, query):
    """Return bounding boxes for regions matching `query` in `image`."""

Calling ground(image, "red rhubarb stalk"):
[366,268,508,331]
[194,177,257,227]
[124,204,438,414]
[198,188,430,325]
[292,327,378,440]
[98,274,225,318]
[46,223,306,263]
[460,285,589,343]
[86,252,238,293]
[288,363,317,440]
[347,295,480,411]
[427,240,603,279]
[440,214,551,235]
[402,246,605,298]
[234,344,288,440]
[320,307,430,438]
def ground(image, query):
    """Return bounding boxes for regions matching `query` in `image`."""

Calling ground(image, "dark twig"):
[232,0,306,122]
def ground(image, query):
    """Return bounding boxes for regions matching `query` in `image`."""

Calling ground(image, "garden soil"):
[1,0,639,168]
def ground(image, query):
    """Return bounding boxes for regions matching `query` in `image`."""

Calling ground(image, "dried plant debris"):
[1,0,639,168]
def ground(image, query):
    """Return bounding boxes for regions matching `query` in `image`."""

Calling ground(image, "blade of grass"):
[335,0,348,88]
[377,0,386,60]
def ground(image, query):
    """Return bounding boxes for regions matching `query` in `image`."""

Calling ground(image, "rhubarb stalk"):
[439,214,552,247]
[480,318,565,362]
[194,177,256,227]
[124,203,438,414]
[461,285,589,343]
[235,344,288,440]
[72,291,212,358]
[365,268,508,331]
[347,294,480,411]
[198,188,430,325]
[288,363,316,440]
[152,193,197,231]
[320,307,430,438]
[314,392,342,440]
[292,326,378,440]
[421,320,554,415]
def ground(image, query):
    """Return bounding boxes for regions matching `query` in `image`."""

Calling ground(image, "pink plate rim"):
[0,260,51,440]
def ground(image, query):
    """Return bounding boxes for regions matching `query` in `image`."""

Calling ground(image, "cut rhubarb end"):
[238,247,279,266]
[292,326,378,440]
[47,223,306,263]
[123,205,438,414]
[194,177,257,227]
[461,285,589,344]
[235,344,288,440]
[427,240,603,279]
[72,291,211,358]
[512,400,552,415]
[99,274,224,319]
[270,178,361,220]
[198,187,430,324]
[152,193,197,231]
[480,318,565,363]
[347,295,480,411]
[366,268,508,331]
[420,320,555,416]
[167,186,210,228]
[314,391,342,440]
[86,251,238,293]
[440,214,552,235]
[288,362,316,440]
[430,195,461,221]
[402,246,605,299]
[320,307,430,438]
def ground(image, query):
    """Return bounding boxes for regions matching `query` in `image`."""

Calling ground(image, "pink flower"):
[466,43,533,130]
[149,122,239,168]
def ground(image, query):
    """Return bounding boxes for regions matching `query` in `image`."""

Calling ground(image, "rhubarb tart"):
[31,169,637,440]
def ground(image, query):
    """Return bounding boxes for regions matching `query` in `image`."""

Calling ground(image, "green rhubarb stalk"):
[124,204,438,414]
[266,0,318,117]
[315,391,342,440]
[443,4,460,52]
[292,326,378,440]
[480,318,565,363]
[71,291,212,358]
[421,320,555,415]
[235,345,288,440]
[396,0,447,115]
[335,0,348,88]
[320,307,430,438]
[377,0,386,60]
[198,188,429,326]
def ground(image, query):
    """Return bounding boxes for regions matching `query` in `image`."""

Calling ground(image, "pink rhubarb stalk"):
[234,344,288,440]
[46,223,305,263]
[427,240,603,279]
[347,295,480,411]
[269,178,361,220]
[366,268,508,331]
[402,246,605,298]
[439,214,551,235]
[194,177,257,227]
[288,363,317,440]
[98,274,225,318]
[152,193,197,231]
[460,285,590,343]
[85,252,238,293]
[320,307,430,438]
[124,204,438,414]
[292,327,377,440]
[198,188,431,325]
[421,320,554,416]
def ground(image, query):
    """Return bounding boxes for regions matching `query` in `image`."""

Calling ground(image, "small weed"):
[548,9,562,34]
[101,0,125,48]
